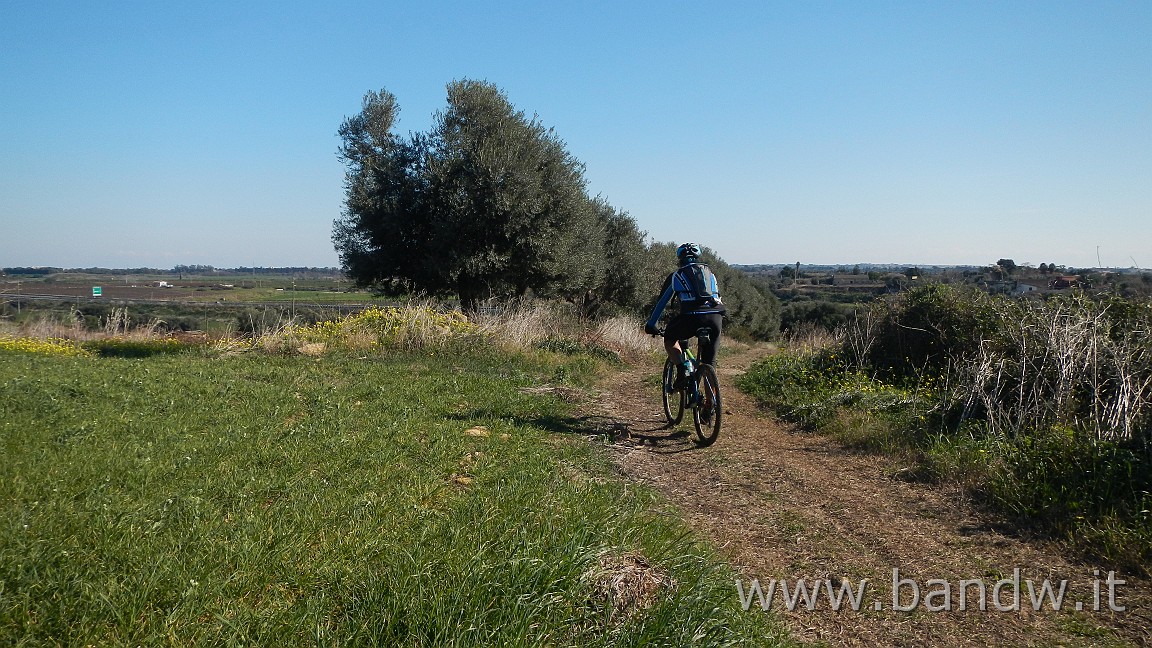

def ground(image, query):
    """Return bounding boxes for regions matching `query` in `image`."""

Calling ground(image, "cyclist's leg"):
[664,315,694,387]
[664,315,692,363]
[663,333,683,363]
[698,313,723,366]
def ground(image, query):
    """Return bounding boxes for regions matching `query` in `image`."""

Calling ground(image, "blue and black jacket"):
[645,262,726,330]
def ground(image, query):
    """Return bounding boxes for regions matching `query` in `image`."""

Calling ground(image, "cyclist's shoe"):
[672,367,690,391]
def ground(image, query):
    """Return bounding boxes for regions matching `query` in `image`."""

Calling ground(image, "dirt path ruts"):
[592,345,1152,647]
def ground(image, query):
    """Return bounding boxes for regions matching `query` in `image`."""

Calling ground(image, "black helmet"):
[676,242,702,265]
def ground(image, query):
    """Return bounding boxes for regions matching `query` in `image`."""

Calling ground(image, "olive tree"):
[335,80,626,312]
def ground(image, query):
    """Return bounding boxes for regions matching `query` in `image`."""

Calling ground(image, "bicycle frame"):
[659,328,722,445]
[680,345,702,406]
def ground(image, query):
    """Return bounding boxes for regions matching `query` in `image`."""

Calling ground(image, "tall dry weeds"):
[16,308,89,341]
[941,296,1152,442]
[586,316,663,362]
[786,321,844,354]
[843,289,1152,444]
[471,299,560,348]
[843,306,881,369]
[11,306,170,344]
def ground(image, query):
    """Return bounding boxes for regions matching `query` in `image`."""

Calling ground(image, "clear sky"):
[2,1,1149,269]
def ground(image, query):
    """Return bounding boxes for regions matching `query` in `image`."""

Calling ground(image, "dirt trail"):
[592,345,1152,647]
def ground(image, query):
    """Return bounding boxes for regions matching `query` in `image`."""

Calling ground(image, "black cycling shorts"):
[666,312,723,366]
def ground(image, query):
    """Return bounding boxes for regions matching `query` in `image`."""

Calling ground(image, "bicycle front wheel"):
[661,357,684,424]
[692,364,721,445]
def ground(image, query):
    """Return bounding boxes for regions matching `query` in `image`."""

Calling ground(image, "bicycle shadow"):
[443,410,708,454]
[600,409,712,451]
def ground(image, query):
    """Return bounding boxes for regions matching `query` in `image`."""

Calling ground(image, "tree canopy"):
[996,259,1018,276]
[334,80,645,312]
[333,80,780,338]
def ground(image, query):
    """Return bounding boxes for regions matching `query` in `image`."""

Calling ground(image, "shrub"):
[737,348,923,431]
[779,300,852,335]
[285,304,478,353]
[852,284,998,384]
[942,295,1152,441]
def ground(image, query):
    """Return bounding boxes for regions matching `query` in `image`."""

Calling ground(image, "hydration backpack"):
[674,263,723,312]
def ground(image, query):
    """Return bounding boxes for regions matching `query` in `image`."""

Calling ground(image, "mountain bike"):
[659,327,722,445]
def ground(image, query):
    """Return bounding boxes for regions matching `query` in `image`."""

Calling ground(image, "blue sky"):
[2,1,1149,269]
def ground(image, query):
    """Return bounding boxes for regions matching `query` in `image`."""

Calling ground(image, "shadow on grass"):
[82,339,192,358]
[445,410,709,455]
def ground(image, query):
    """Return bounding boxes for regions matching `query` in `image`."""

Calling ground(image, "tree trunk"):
[458,278,483,315]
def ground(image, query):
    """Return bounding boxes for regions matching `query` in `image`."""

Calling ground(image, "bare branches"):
[940,294,1152,443]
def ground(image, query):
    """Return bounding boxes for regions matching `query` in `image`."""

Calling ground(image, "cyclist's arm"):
[645,276,676,332]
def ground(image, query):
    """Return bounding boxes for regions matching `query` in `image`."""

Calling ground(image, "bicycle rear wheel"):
[692,363,721,445]
[661,357,684,424]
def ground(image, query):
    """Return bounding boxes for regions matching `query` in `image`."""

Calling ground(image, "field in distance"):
[1,268,371,306]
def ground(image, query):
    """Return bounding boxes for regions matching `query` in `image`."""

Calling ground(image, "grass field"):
[0,346,791,646]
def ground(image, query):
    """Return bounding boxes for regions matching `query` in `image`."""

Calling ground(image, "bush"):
[738,348,923,432]
[779,300,852,335]
[286,304,478,353]
[854,284,998,384]
[535,337,620,363]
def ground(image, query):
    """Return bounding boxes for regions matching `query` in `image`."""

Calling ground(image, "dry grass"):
[4,299,668,364]
[517,385,588,403]
[471,299,571,348]
[784,321,843,354]
[585,316,663,362]
[471,301,662,361]
[586,550,677,622]
[4,308,168,343]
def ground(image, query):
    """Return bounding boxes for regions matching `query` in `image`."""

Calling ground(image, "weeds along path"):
[592,344,1152,647]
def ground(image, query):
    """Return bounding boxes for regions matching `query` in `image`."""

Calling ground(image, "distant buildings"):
[982,280,1035,295]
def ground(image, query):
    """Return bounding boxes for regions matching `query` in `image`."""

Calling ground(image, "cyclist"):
[643,242,726,389]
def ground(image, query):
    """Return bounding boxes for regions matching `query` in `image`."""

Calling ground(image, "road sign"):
[92,286,102,297]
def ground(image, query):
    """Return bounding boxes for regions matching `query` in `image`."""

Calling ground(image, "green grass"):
[1,350,792,646]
